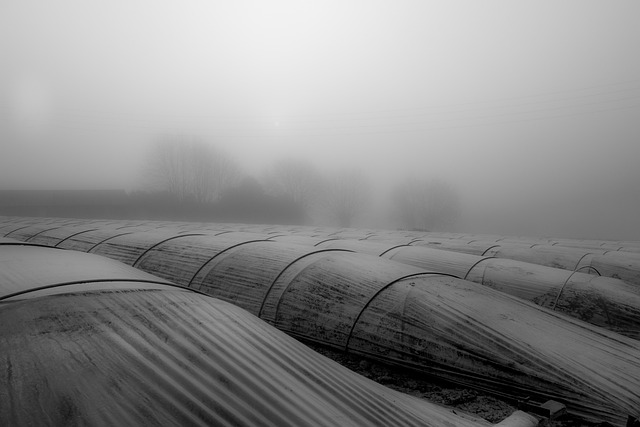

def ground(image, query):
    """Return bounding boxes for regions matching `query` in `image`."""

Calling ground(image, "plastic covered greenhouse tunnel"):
[3,238,561,427]
[268,235,640,339]
[1,216,640,426]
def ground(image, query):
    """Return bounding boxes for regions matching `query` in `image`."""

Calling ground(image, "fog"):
[1,1,639,239]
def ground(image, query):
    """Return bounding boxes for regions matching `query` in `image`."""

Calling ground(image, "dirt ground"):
[305,342,604,427]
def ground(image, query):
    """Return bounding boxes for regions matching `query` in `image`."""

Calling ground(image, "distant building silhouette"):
[0,189,128,219]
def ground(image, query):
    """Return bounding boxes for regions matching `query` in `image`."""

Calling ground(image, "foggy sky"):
[1,1,639,239]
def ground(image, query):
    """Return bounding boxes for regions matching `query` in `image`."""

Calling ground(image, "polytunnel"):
[483,243,640,287]
[58,227,181,252]
[0,244,174,298]
[1,243,542,427]
[543,238,640,254]
[405,237,640,287]
[409,237,504,255]
[404,233,640,276]
[2,217,640,425]
[298,238,640,339]
[390,232,640,253]
[272,231,640,291]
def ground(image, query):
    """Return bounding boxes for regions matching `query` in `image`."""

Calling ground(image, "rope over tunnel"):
[3,224,34,237]
[87,232,134,253]
[574,265,601,276]
[378,244,412,258]
[343,272,461,352]
[481,245,501,256]
[24,226,65,242]
[132,233,206,267]
[188,239,275,288]
[0,278,191,301]
[264,248,355,319]
[463,256,497,281]
[0,241,65,250]
[54,228,99,247]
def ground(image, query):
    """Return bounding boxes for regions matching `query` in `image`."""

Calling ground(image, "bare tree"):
[391,177,460,231]
[263,158,323,211]
[322,169,372,227]
[390,178,421,230]
[144,135,241,203]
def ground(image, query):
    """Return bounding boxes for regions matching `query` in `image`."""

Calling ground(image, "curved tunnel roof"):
[1,243,508,427]
[1,217,640,425]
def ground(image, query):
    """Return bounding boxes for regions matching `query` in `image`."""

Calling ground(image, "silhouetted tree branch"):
[322,169,371,227]
[143,134,241,203]
[391,177,460,231]
[263,158,323,222]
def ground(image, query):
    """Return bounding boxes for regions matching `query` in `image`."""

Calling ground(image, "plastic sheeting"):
[26,224,101,247]
[530,237,640,254]
[370,232,640,255]
[2,218,640,425]
[0,245,174,300]
[409,237,503,256]
[308,239,640,338]
[0,246,503,427]
[0,237,26,244]
[141,223,640,287]
[404,238,640,287]
[484,244,640,287]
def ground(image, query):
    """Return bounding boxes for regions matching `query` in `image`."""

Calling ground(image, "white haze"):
[1,1,639,239]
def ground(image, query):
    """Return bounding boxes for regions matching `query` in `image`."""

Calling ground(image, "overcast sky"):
[1,1,639,238]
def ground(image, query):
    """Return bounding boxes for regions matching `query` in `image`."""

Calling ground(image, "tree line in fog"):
[139,135,460,229]
[0,135,460,229]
